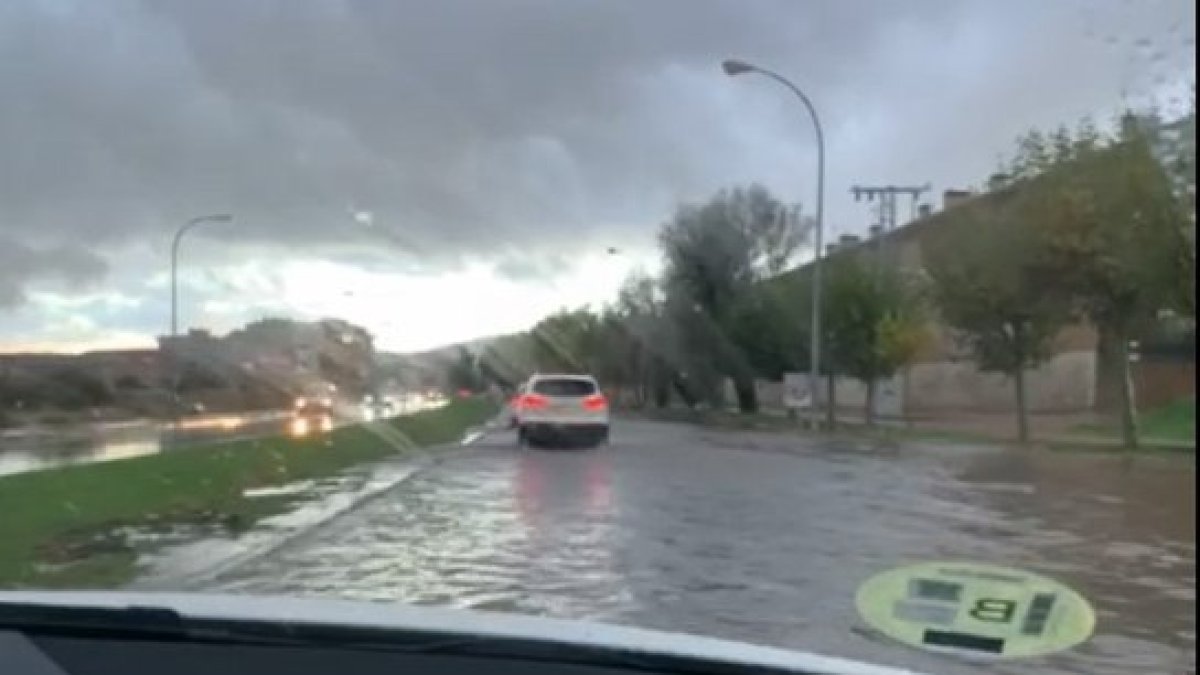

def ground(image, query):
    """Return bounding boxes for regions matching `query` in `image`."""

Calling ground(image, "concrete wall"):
[903,350,1096,414]
[756,380,783,409]
[727,351,1098,417]
[812,375,905,418]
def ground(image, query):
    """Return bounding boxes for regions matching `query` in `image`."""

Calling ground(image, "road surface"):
[203,419,1195,674]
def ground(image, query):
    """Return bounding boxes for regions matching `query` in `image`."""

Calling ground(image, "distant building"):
[164,317,378,398]
[79,348,160,390]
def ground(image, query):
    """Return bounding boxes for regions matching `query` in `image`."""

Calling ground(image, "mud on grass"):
[0,397,496,588]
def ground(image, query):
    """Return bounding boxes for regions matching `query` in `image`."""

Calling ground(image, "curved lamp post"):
[171,213,233,338]
[721,58,826,429]
[168,213,232,419]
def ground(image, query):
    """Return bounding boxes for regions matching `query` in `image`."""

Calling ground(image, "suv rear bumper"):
[520,422,608,446]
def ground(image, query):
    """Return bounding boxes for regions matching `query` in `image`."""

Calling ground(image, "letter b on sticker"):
[969,598,1016,623]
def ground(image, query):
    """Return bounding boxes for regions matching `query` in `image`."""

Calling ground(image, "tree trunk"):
[864,379,877,428]
[826,369,837,431]
[1013,366,1030,443]
[1115,331,1140,450]
[733,375,758,414]
[671,373,696,408]
[653,365,670,408]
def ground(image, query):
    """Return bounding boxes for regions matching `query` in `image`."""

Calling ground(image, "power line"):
[850,184,932,234]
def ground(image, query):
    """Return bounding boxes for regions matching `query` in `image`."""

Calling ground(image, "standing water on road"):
[206,421,1195,674]
[0,412,291,476]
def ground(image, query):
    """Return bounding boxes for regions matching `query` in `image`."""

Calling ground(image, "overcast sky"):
[0,0,1194,353]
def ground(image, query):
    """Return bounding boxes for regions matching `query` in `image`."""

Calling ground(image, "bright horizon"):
[0,248,659,355]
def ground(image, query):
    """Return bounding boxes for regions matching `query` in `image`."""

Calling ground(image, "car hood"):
[0,591,926,675]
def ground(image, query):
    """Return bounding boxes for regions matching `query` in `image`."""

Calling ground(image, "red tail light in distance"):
[517,393,549,410]
[582,393,608,412]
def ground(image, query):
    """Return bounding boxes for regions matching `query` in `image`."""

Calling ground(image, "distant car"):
[290,398,334,437]
[512,374,609,448]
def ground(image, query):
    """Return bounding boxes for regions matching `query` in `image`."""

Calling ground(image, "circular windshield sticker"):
[856,561,1096,658]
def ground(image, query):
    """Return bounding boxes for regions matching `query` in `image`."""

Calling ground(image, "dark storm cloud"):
[0,237,107,307]
[0,0,1193,306]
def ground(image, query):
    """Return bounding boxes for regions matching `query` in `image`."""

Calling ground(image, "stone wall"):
[903,350,1097,414]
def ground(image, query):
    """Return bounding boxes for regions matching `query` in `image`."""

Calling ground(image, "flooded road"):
[0,412,291,476]
[0,398,448,477]
[203,419,1195,674]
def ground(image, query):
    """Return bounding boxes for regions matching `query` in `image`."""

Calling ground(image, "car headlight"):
[290,417,309,437]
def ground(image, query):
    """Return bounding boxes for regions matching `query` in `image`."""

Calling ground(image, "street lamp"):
[721,58,827,429]
[171,213,233,338]
[167,213,231,421]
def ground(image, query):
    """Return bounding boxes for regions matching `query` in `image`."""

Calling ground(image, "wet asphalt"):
[203,418,1195,674]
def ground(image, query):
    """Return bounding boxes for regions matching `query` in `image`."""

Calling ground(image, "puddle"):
[131,428,491,590]
[131,457,431,590]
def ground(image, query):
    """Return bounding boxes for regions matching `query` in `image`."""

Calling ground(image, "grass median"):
[1069,397,1195,446]
[0,396,497,589]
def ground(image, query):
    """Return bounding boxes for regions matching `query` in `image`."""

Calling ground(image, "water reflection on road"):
[0,399,449,477]
[203,420,1194,675]
[0,412,290,476]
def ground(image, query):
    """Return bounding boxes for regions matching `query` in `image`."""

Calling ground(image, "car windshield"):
[0,2,1194,674]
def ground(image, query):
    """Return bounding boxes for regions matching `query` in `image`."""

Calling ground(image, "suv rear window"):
[532,379,597,397]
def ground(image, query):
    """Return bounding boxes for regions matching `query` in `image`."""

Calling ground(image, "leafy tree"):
[114,374,146,390]
[924,193,1071,442]
[659,184,808,412]
[724,282,806,382]
[445,347,482,393]
[176,363,227,393]
[608,273,663,406]
[529,308,602,373]
[1148,92,1195,317]
[1016,114,1190,449]
[824,256,925,426]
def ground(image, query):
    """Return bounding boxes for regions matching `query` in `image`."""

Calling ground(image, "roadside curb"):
[1040,437,1196,454]
[626,410,1195,453]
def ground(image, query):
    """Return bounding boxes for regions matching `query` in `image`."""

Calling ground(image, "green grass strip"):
[0,397,496,588]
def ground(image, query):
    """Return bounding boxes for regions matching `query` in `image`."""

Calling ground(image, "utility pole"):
[851,184,931,231]
[846,185,929,425]
[850,184,930,264]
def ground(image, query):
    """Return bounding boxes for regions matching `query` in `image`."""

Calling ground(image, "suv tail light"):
[517,393,549,410]
[582,393,608,411]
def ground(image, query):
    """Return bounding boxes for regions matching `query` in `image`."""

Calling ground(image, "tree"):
[659,184,808,412]
[1148,93,1195,317]
[924,193,1071,442]
[1010,113,1191,448]
[529,308,602,373]
[114,374,146,390]
[724,282,806,382]
[176,363,227,393]
[445,347,482,393]
[824,256,925,427]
